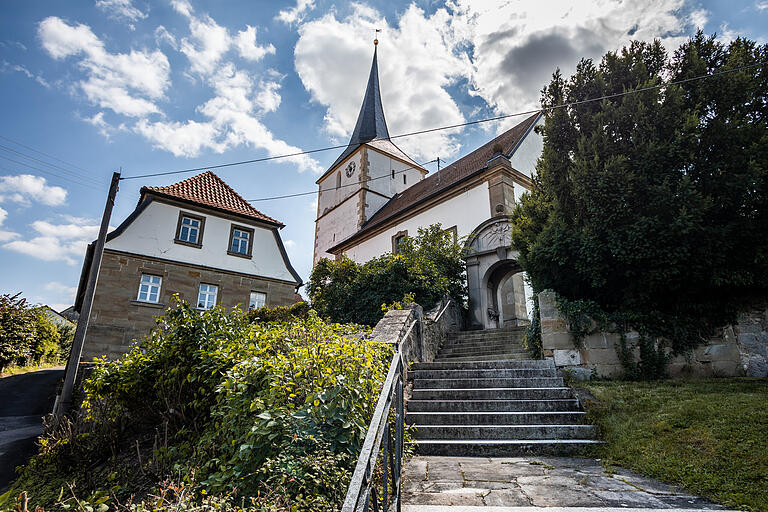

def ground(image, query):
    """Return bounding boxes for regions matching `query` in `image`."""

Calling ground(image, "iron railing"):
[341,320,416,512]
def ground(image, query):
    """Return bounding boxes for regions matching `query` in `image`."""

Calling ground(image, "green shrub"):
[30,309,61,364]
[8,299,391,511]
[247,301,310,323]
[308,223,466,325]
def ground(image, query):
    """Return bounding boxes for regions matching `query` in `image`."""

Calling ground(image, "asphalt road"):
[0,368,64,492]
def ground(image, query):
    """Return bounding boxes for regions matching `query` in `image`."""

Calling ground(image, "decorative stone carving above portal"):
[464,217,528,329]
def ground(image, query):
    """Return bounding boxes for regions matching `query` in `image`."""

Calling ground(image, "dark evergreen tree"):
[512,33,768,362]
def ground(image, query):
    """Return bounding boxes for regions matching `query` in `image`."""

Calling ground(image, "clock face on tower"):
[345,161,356,178]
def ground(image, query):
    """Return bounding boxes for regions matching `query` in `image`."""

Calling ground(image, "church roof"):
[142,171,283,227]
[318,45,421,183]
[328,112,541,252]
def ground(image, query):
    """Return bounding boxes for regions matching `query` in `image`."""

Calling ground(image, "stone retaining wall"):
[539,291,768,378]
[370,297,462,368]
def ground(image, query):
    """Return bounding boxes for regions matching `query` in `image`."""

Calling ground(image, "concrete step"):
[412,360,552,370]
[436,350,531,360]
[405,411,586,425]
[412,424,597,440]
[411,439,602,457]
[412,368,556,380]
[434,354,531,362]
[446,335,525,344]
[437,344,527,355]
[411,387,574,401]
[413,377,564,389]
[406,398,581,412]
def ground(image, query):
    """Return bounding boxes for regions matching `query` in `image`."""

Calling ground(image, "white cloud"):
[3,218,99,265]
[134,7,320,172]
[276,0,316,25]
[0,174,68,206]
[295,0,707,156]
[0,206,19,242]
[38,16,170,117]
[757,1,768,11]
[95,0,147,24]
[295,4,468,160]
[1,60,49,87]
[45,281,78,298]
[235,26,276,62]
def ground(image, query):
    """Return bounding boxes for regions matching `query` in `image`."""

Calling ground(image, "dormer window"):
[175,212,205,247]
[228,224,254,258]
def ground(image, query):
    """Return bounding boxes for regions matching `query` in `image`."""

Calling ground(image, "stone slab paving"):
[401,456,737,511]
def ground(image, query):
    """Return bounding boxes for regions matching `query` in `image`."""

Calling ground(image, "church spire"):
[348,42,390,145]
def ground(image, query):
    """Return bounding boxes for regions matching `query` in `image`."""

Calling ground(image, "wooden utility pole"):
[55,171,120,418]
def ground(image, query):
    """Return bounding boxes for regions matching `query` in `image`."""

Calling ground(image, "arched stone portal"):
[464,216,530,329]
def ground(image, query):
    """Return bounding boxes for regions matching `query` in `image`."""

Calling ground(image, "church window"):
[391,169,395,179]
[403,174,407,185]
[175,212,205,247]
[336,171,342,190]
[137,274,162,303]
[197,283,218,310]
[392,230,408,254]
[228,224,254,258]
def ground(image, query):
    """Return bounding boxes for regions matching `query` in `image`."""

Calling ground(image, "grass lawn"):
[580,378,768,512]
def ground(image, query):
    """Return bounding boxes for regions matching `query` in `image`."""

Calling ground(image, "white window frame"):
[137,274,162,303]
[249,291,266,309]
[197,283,218,310]
[231,228,250,254]
[179,215,201,244]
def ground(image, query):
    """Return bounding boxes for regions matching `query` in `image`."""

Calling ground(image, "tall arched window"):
[336,171,341,190]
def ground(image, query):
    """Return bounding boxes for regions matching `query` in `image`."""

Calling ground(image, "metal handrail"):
[430,299,452,324]
[342,321,411,512]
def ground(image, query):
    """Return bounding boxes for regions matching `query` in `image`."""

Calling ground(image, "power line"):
[0,155,104,191]
[247,159,437,202]
[0,143,105,185]
[0,134,97,177]
[116,59,766,181]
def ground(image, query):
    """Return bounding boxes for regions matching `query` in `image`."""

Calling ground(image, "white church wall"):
[508,117,543,178]
[366,149,424,199]
[314,192,361,264]
[364,191,390,223]
[106,200,296,283]
[317,152,364,216]
[344,182,490,263]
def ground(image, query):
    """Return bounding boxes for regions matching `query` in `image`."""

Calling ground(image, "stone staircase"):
[406,327,601,456]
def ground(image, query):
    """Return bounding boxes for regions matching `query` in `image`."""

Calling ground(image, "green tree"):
[0,293,37,372]
[512,33,768,372]
[308,223,466,325]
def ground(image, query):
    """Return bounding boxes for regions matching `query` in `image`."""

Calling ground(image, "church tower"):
[313,40,427,265]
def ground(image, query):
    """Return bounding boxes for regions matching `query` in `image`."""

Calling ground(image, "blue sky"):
[0,0,766,310]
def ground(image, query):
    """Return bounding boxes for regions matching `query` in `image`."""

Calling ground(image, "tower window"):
[403,174,407,185]
[336,171,341,190]
[391,169,395,179]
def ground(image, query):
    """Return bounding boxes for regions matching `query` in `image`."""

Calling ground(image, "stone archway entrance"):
[464,216,529,329]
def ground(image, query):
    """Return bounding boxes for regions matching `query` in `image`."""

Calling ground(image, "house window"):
[249,291,266,309]
[175,212,205,247]
[228,225,254,258]
[137,274,162,303]
[391,229,408,254]
[197,283,218,310]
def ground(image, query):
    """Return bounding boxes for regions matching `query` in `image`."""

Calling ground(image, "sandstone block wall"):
[539,291,768,378]
[82,250,297,361]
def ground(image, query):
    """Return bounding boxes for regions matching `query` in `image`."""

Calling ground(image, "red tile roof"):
[142,171,283,226]
[329,112,540,251]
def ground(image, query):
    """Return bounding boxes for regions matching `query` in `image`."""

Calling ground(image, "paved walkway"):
[402,456,732,511]
[0,367,64,492]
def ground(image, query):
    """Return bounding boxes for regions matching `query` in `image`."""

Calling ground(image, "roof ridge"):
[142,171,283,226]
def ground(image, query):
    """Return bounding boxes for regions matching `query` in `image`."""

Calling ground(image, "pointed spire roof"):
[141,171,283,226]
[349,45,389,145]
[318,43,420,183]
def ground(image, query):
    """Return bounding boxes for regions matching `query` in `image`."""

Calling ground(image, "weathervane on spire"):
[374,28,381,46]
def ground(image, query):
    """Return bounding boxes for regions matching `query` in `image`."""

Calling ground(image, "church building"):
[313,41,544,330]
